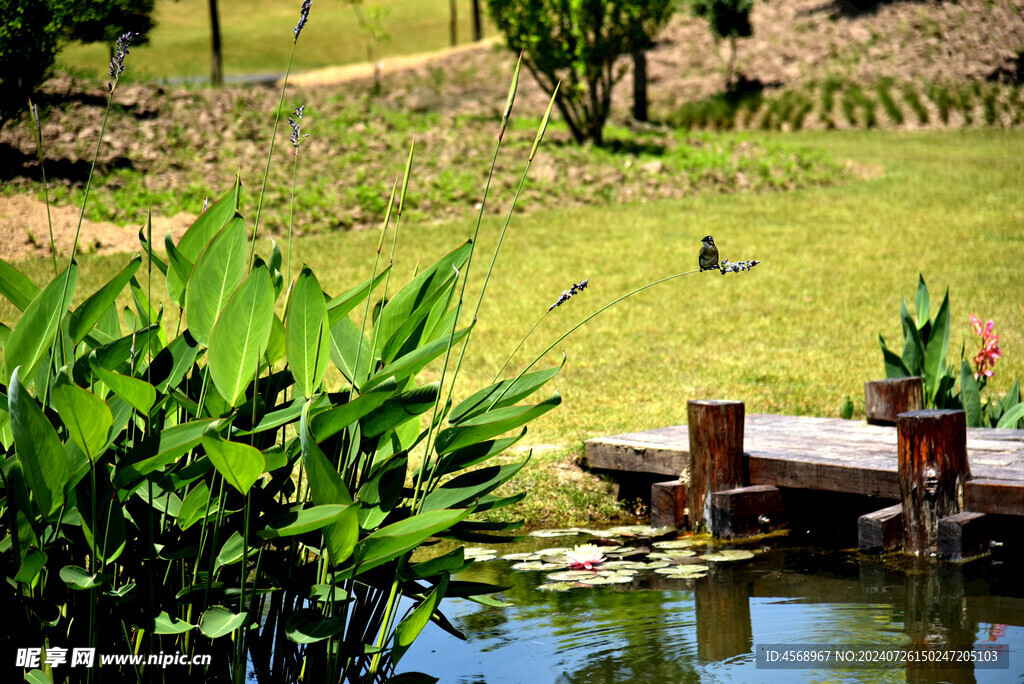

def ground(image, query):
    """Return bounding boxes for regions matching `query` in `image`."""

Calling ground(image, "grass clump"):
[875,78,904,125]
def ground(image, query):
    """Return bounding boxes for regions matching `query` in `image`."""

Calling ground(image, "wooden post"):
[695,568,752,662]
[858,503,903,553]
[897,409,970,556]
[651,479,687,528]
[687,400,745,532]
[865,377,922,424]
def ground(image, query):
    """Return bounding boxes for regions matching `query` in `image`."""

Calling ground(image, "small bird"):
[698,235,719,272]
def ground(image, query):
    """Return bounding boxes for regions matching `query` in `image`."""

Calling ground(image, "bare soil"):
[1,0,1022,263]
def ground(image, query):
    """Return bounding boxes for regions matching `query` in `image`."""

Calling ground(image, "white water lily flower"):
[564,543,605,570]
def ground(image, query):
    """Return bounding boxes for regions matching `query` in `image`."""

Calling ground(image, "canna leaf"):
[207,266,275,407]
[10,366,70,516]
[68,255,141,344]
[184,215,248,346]
[201,430,265,496]
[286,266,331,398]
[3,262,77,385]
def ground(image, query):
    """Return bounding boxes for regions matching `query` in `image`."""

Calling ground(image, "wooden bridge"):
[585,397,1024,560]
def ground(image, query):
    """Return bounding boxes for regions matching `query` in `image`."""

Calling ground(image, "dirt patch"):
[0,194,192,261]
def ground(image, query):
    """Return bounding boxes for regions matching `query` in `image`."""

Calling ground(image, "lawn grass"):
[56,0,494,81]
[4,129,1021,525]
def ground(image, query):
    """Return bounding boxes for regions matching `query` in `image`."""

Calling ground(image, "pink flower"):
[970,314,1002,380]
[564,544,605,570]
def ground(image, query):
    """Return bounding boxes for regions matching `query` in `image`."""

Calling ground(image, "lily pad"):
[500,552,538,562]
[652,539,700,549]
[579,574,633,585]
[649,550,697,560]
[529,528,587,538]
[546,570,600,582]
[538,582,577,592]
[511,561,562,571]
[654,564,710,576]
[464,548,498,561]
[698,550,755,563]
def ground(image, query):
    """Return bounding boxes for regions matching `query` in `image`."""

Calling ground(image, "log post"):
[710,485,784,538]
[865,377,923,425]
[687,400,745,532]
[897,409,970,556]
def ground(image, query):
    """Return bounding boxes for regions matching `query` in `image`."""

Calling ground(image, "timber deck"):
[585,414,1024,516]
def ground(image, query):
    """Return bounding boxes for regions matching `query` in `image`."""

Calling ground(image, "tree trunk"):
[208,0,223,86]
[471,0,482,41]
[449,0,457,46]
[725,35,737,91]
[632,49,648,122]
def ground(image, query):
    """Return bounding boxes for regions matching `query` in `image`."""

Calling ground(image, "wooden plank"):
[710,484,784,538]
[748,454,900,498]
[937,512,991,561]
[964,478,1024,516]
[858,504,904,553]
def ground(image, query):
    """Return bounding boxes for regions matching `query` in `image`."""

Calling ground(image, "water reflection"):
[402,537,1023,682]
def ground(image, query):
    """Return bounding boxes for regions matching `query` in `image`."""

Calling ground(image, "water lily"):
[564,543,605,570]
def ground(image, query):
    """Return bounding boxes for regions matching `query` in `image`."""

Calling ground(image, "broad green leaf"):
[257,504,357,539]
[266,313,286,366]
[113,418,220,488]
[394,575,449,664]
[14,547,47,585]
[434,393,561,455]
[326,265,391,326]
[0,256,39,310]
[3,263,77,385]
[164,231,193,307]
[284,609,346,644]
[923,289,951,403]
[198,606,247,639]
[153,611,195,635]
[68,255,141,344]
[380,269,457,364]
[300,403,358,565]
[450,359,564,424]
[177,480,217,530]
[996,403,1024,429]
[138,221,168,276]
[149,330,200,393]
[215,531,246,570]
[309,379,396,441]
[328,315,374,386]
[374,241,471,352]
[208,266,275,407]
[438,429,527,473]
[59,565,108,590]
[879,335,910,378]
[362,325,472,392]
[404,547,468,580]
[201,431,265,495]
[914,274,930,329]
[51,379,113,462]
[177,178,240,263]
[287,267,331,398]
[10,366,70,516]
[24,670,52,684]
[361,382,439,438]
[184,215,248,346]
[88,354,156,415]
[420,459,528,511]
[353,508,471,574]
[960,360,983,427]
[899,297,924,376]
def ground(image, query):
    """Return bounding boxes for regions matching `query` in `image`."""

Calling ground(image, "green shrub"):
[875,78,904,125]
[901,83,929,125]
[928,84,952,124]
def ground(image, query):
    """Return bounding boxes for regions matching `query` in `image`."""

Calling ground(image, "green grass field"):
[56,0,493,81]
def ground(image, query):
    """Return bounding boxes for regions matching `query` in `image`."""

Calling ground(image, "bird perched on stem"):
[698,235,719,273]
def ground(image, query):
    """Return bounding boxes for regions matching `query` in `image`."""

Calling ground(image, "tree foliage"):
[487,0,673,146]
[688,0,760,89]
[0,0,154,131]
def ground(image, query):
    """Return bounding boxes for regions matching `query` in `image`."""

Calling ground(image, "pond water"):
[401,528,1023,683]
